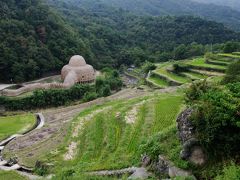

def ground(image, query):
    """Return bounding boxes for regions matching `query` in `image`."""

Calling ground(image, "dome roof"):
[69,55,86,66]
[61,55,95,84]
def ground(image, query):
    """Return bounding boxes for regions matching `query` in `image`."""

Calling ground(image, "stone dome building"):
[61,55,95,86]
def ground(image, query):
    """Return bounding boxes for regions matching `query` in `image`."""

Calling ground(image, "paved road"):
[0,84,15,91]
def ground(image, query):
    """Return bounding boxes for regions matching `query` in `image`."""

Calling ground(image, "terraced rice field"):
[218,53,240,59]
[49,92,185,179]
[0,171,28,180]
[147,75,169,88]
[147,53,238,88]
[186,58,227,70]
[0,114,35,141]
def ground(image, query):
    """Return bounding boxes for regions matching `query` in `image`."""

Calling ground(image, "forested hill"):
[192,0,240,11]
[0,0,240,83]
[66,0,240,31]
[0,0,93,83]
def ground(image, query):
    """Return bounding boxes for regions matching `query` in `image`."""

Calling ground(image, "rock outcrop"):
[147,155,195,179]
[177,108,207,166]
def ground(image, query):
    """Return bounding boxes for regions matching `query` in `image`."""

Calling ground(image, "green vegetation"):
[185,81,240,157]
[223,41,240,53]
[49,93,184,179]
[146,52,239,89]
[0,69,123,110]
[1,0,240,83]
[186,58,226,70]
[0,114,35,140]
[223,60,240,83]
[147,76,169,88]
[215,163,240,180]
[155,63,191,84]
[0,171,28,180]
[78,0,240,31]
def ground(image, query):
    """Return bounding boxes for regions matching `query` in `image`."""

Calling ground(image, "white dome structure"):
[69,55,86,66]
[61,55,95,86]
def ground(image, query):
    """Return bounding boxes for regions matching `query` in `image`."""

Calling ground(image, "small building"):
[61,55,96,86]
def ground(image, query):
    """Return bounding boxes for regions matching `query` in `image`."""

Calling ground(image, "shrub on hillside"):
[222,60,240,84]
[172,64,189,74]
[1,69,123,110]
[215,163,240,180]
[141,61,157,74]
[186,82,240,157]
[185,80,210,104]
[223,41,240,53]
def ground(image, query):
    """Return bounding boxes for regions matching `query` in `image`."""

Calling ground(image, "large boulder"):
[177,108,207,166]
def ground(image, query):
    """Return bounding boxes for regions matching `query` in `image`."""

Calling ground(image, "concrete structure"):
[61,55,95,86]
[1,55,95,97]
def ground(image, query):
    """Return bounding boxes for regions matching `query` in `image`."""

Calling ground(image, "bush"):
[83,92,98,102]
[223,41,240,53]
[2,84,93,110]
[34,161,49,176]
[222,61,240,84]
[186,82,240,157]
[141,61,157,74]
[215,163,240,180]
[172,64,189,74]
[185,80,210,104]
[2,69,123,111]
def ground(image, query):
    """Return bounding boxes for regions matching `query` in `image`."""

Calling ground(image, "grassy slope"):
[0,171,28,180]
[186,58,227,70]
[50,92,184,178]
[0,114,35,141]
[149,54,233,88]
[147,76,169,88]
[154,63,191,84]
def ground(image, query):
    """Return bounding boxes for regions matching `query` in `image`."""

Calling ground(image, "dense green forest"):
[63,0,240,31]
[0,0,240,83]
[0,0,93,83]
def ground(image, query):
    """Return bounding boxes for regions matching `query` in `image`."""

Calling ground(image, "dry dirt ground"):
[2,88,151,167]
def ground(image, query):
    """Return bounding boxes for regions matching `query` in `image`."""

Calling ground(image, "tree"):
[223,41,240,53]
[222,61,240,84]
[174,44,187,60]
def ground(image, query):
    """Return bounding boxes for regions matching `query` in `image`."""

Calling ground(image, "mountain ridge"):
[63,0,240,31]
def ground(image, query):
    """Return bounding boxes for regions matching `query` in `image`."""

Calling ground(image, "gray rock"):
[177,109,207,166]
[189,146,206,166]
[141,154,151,167]
[128,168,149,179]
[168,166,192,178]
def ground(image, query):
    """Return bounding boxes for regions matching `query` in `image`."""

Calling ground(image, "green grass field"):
[0,114,35,141]
[49,93,184,179]
[0,171,28,180]
[147,54,233,89]
[181,71,207,80]
[155,64,191,84]
[147,76,169,88]
[186,58,227,70]
[218,53,240,58]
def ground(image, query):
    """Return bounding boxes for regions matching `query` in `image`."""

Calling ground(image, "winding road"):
[0,113,45,176]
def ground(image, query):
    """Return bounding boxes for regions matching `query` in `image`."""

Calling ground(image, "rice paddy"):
[146,53,238,88]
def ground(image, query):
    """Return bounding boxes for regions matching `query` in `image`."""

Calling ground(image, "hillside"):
[1,0,240,83]
[50,0,240,65]
[192,0,240,11]
[65,0,240,31]
[0,0,93,83]
[1,52,240,179]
